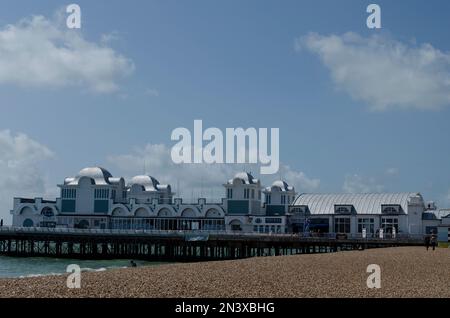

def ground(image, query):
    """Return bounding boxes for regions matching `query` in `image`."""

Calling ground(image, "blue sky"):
[0,0,450,222]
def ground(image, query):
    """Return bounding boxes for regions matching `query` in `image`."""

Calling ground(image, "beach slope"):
[0,247,448,298]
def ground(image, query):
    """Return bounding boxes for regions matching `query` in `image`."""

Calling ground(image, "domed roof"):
[230,172,258,185]
[266,180,294,192]
[66,167,114,185]
[128,175,160,192]
[272,180,290,191]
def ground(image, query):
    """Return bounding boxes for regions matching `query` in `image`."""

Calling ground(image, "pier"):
[0,227,424,261]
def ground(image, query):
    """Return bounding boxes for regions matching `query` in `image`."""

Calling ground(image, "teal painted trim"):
[61,200,76,213]
[266,205,286,216]
[227,200,249,215]
[94,200,109,213]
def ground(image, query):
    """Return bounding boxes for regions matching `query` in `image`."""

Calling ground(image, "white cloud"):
[0,130,54,223]
[107,143,320,201]
[279,165,320,194]
[385,167,399,176]
[0,15,134,93]
[296,32,450,111]
[144,88,159,97]
[343,174,384,193]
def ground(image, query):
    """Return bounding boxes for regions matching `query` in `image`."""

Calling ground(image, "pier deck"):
[0,227,424,261]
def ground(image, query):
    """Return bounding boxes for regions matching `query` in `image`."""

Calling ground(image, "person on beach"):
[424,235,430,251]
[130,260,137,267]
[430,230,437,251]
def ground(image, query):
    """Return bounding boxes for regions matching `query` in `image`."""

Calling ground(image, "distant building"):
[10,166,445,235]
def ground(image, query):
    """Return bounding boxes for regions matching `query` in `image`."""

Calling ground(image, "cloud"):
[296,32,450,111]
[385,167,399,176]
[0,130,54,223]
[144,88,160,97]
[107,143,320,201]
[343,174,384,193]
[0,15,134,93]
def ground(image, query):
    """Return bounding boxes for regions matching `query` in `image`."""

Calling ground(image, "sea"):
[0,256,160,278]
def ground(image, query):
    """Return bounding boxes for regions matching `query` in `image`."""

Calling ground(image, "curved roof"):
[128,175,160,192]
[270,180,294,192]
[229,172,258,185]
[293,193,423,215]
[66,167,114,185]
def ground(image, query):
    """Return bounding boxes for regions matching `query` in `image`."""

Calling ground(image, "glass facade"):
[381,218,399,233]
[334,217,351,233]
[358,218,375,234]
[109,217,225,231]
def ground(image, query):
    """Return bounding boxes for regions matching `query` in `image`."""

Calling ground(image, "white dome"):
[66,167,113,185]
[272,180,289,191]
[230,172,258,185]
[128,175,160,192]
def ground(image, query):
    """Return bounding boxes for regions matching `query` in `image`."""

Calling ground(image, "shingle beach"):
[0,247,448,298]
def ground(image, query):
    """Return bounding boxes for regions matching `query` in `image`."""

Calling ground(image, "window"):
[258,191,261,200]
[381,218,399,233]
[265,218,282,224]
[266,194,271,204]
[334,217,350,233]
[95,189,109,199]
[291,206,306,214]
[382,205,400,214]
[358,218,375,234]
[251,189,255,199]
[335,205,351,214]
[227,188,233,199]
[244,189,250,199]
[61,188,76,199]
[281,195,285,204]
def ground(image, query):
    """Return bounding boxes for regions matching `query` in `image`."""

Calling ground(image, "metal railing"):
[0,226,425,241]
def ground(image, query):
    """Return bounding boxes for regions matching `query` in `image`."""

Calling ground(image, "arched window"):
[383,206,398,214]
[41,207,54,218]
[23,219,34,227]
[336,206,350,214]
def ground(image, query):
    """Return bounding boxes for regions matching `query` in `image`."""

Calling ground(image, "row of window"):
[61,188,76,199]
[265,217,283,224]
[334,217,399,234]
[227,188,263,200]
[266,194,295,205]
[292,205,402,215]
[253,225,283,234]
[94,189,110,199]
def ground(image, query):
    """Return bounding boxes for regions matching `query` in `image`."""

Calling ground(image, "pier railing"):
[0,226,424,242]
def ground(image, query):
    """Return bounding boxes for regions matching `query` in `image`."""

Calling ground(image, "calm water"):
[0,256,161,278]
